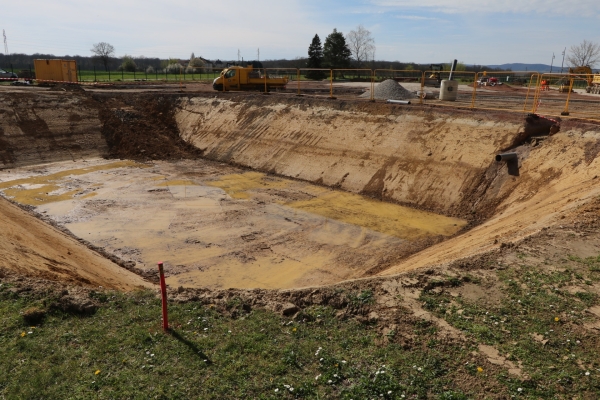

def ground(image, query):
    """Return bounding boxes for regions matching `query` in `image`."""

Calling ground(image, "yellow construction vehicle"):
[559,66,593,92]
[589,74,600,94]
[424,64,443,88]
[213,65,288,92]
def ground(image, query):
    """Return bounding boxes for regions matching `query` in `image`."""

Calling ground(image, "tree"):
[306,34,325,80]
[90,42,115,71]
[346,25,375,68]
[323,29,351,71]
[567,40,600,68]
[119,55,137,72]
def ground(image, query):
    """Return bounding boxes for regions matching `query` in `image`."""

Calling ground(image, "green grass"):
[420,259,600,398]
[2,253,600,398]
[76,70,222,83]
[0,287,477,399]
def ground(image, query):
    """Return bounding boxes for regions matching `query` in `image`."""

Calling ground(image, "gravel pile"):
[361,79,417,100]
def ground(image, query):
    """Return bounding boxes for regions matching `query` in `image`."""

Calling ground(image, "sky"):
[3,0,599,66]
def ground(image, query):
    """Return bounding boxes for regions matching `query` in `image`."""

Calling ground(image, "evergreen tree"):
[306,34,325,79]
[323,29,351,72]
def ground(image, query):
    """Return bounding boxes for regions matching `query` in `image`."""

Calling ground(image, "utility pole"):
[550,53,555,73]
[3,30,8,55]
[560,47,566,73]
[237,49,240,63]
[257,48,260,61]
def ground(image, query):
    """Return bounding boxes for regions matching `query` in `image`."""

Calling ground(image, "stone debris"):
[361,79,417,100]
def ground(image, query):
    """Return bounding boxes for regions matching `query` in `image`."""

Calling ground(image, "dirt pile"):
[360,79,417,100]
[96,94,203,161]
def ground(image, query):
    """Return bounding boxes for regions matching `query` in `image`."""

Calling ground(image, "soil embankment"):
[1,90,600,289]
[175,95,520,218]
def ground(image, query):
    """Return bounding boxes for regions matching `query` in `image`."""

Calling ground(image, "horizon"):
[4,0,598,67]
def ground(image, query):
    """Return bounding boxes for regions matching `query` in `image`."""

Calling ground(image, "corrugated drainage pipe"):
[495,153,518,162]
[386,99,411,105]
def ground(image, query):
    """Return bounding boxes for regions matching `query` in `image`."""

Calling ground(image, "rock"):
[281,302,299,316]
[368,311,380,322]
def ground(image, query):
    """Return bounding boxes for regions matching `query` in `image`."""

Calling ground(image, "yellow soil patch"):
[156,180,199,187]
[0,161,146,206]
[207,171,466,240]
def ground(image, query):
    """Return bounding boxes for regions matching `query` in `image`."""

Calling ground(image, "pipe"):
[386,99,411,105]
[495,152,518,162]
[448,59,458,81]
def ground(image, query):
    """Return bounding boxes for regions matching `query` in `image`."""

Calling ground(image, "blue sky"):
[4,0,599,66]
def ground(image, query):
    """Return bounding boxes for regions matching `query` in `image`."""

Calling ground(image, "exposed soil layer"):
[1,89,599,290]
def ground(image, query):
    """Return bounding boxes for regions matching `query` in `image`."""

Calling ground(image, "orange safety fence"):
[4,66,600,122]
[533,73,600,121]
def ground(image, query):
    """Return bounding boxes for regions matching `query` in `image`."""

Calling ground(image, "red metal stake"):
[157,261,169,332]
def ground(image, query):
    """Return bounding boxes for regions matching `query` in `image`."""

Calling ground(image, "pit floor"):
[0,159,466,289]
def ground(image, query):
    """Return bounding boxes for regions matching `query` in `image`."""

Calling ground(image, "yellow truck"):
[213,65,288,92]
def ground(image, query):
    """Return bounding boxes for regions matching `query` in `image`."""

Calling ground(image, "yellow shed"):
[34,59,78,83]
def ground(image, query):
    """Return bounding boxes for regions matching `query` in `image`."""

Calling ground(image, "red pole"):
[157,261,169,331]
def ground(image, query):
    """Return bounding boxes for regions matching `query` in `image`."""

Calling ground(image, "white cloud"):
[370,0,598,15]
[394,15,440,20]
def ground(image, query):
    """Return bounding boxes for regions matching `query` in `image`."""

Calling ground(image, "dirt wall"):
[0,92,108,168]
[175,95,522,217]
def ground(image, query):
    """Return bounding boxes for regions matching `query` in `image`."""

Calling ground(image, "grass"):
[77,70,221,83]
[2,252,600,398]
[420,257,600,398]
[0,287,477,399]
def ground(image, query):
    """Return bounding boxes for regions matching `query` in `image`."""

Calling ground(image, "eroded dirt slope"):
[0,92,108,168]
[175,95,522,217]
[0,197,151,290]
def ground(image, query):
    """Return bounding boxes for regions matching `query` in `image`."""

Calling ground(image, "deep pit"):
[1,89,600,290]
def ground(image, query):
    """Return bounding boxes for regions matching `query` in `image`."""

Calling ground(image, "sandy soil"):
[0,158,464,290]
[0,195,151,290]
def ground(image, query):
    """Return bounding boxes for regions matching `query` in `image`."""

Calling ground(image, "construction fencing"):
[2,66,599,121]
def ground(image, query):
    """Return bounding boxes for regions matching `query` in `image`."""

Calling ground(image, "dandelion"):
[95,370,101,375]
[289,387,294,392]
[20,332,26,337]
[417,367,422,372]
[477,367,484,373]
[517,388,522,392]
[555,317,560,322]
[292,328,297,332]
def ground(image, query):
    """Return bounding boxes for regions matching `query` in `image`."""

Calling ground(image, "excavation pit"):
[0,158,466,290]
[1,90,600,291]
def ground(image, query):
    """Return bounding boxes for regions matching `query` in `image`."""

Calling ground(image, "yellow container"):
[34,59,78,83]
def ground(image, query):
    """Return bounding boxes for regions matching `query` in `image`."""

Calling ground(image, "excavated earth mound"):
[360,79,417,100]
